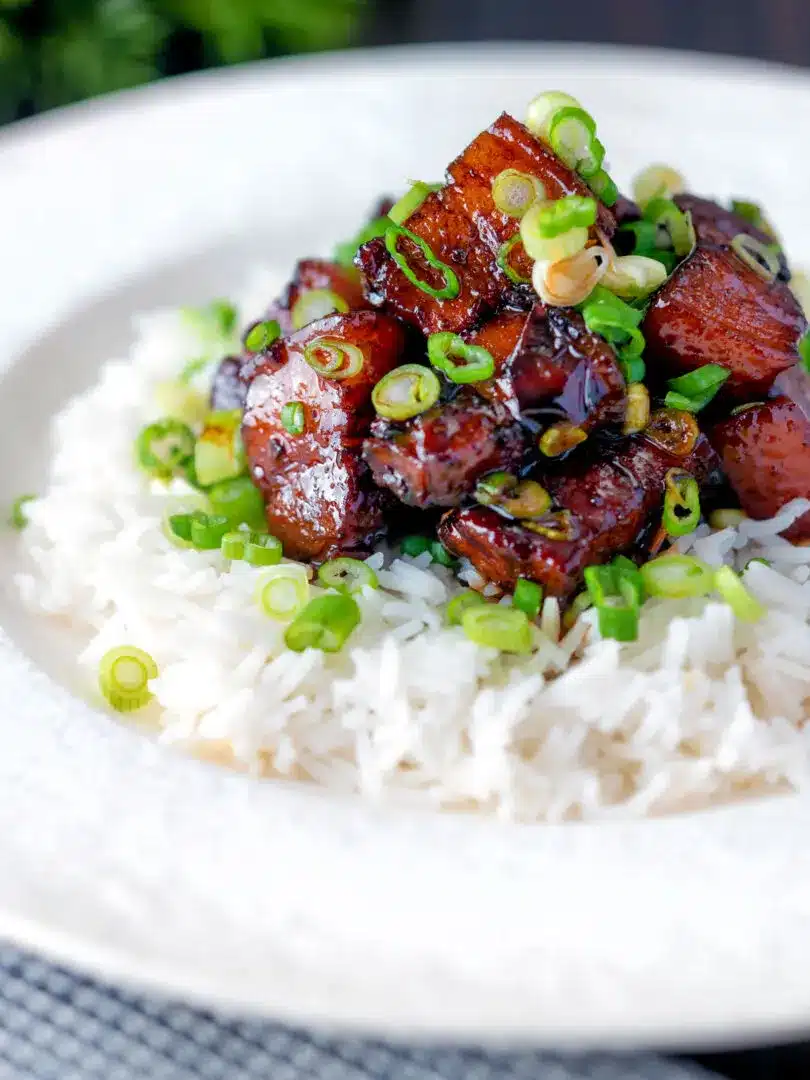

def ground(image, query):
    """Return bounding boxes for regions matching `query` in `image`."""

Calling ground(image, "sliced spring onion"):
[194,414,245,487]
[643,407,700,458]
[730,198,778,240]
[388,181,442,226]
[372,364,441,421]
[400,535,431,557]
[520,207,588,264]
[662,470,701,538]
[135,419,196,479]
[183,299,238,340]
[523,510,576,542]
[538,422,587,458]
[548,107,605,179]
[154,380,208,425]
[333,214,390,268]
[221,531,247,560]
[603,254,668,300]
[643,198,695,257]
[798,330,810,373]
[384,224,460,301]
[583,563,640,642]
[587,168,619,207]
[430,540,457,568]
[632,164,685,210]
[164,511,198,548]
[427,332,495,384]
[563,589,594,630]
[623,383,650,434]
[730,233,780,283]
[303,338,365,380]
[621,355,647,384]
[461,604,533,653]
[475,472,552,519]
[714,565,766,623]
[9,494,34,529]
[257,565,310,621]
[317,557,379,594]
[446,590,486,626]
[284,593,361,652]
[640,554,714,599]
[525,90,581,141]
[291,288,349,331]
[244,319,281,354]
[528,195,597,239]
[496,235,532,285]
[188,513,230,550]
[709,509,747,530]
[280,401,306,436]
[533,246,609,307]
[618,219,664,252]
[491,169,546,218]
[513,578,543,619]
[579,286,646,364]
[207,475,266,530]
[244,533,283,567]
[664,364,730,413]
[99,645,158,713]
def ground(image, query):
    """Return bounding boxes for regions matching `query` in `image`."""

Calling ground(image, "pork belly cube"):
[439,431,721,596]
[363,391,527,509]
[642,245,806,396]
[675,194,789,280]
[711,396,810,542]
[357,113,615,336]
[257,258,368,339]
[242,311,406,560]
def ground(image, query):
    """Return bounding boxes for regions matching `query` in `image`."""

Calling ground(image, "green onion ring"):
[475,472,552,519]
[9,494,34,530]
[643,198,695,257]
[662,470,701,538]
[372,363,441,421]
[303,338,365,380]
[244,320,281,354]
[280,401,306,436]
[496,235,532,285]
[664,364,730,413]
[640,554,714,599]
[644,408,700,458]
[284,593,361,652]
[461,604,533,654]
[317,557,379,595]
[588,168,619,206]
[427,332,495,384]
[730,233,781,283]
[388,181,442,226]
[207,476,266,530]
[400,535,432,557]
[384,223,460,301]
[491,169,546,218]
[548,107,605,179]
[99,645,158,713]
[446,590,486,626]
[429,540,457,568]
[513,578,543,619]
[530,195,597,239]
[257,565,310,621]
[135,419,196,479]
[714,565,766,623]
[291,289,349,331]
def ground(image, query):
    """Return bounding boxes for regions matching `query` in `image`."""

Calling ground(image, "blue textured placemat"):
[0,943,721,1080]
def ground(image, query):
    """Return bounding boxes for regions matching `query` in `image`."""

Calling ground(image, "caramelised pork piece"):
[357,113,615,337]
[674,194,788,280]
[363,391,527,509]
[642,245,806,397]
[439,422,722,597]
[710,395,810,542]
[242,311,407,561]
[476,304,626,431]
[260,258,368,339]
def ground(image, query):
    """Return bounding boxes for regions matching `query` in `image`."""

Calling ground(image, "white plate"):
[1,43,810,1050]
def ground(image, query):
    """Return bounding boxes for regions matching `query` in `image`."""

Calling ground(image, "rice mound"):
[15,269,810,822]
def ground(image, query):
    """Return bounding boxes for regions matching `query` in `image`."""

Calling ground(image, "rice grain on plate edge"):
[12,267,810,823]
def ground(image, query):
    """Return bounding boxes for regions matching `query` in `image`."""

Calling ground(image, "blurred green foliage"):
[0,0,362,122]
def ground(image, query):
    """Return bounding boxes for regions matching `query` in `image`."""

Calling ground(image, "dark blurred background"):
[3,1,808,1077]
[2,0,810,123]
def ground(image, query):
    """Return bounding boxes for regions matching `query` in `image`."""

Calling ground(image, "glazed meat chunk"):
[439,427,721,597]
[710,395,810,542]
[642,245,806,396]
[242,311,407,560]
[674,194,789,280]
[363,391,527,509]
[259,258,368,339]
[357,113,615,337]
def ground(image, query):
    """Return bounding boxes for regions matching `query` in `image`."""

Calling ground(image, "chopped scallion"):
[207,476,266,530]
[714,565,766,623]
[257,565,310,621]
[730,233,780,284]
[664,364,730,413]
[9,494,34,530]
[446,590,486,626]
[371,364,441,421]
[513,578,543,619]
[430,540,457,568]
[244,320,281,354]
[548,107,605,178]
[461,604,533,653]
[662,470,701,538]
[384,223,460,301]
[427,332,495,384]
[284,593,361,652]
[317,557,379,594]
[640,554,714,599]
[291,289,349,331]
[400,535,432,557]
[280,401,306,436]
[303,338,365,380]
[388,181,443,226]
[135,419,196,480]
[491,169,546,218]
[99,645,158,713]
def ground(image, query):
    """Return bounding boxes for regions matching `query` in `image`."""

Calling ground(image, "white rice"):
[14,267,810,822]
